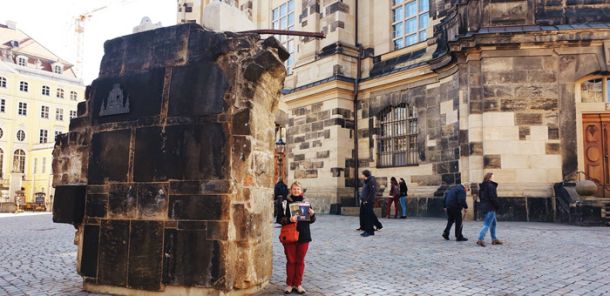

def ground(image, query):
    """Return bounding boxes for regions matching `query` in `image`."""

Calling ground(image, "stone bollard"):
[51,24,288,295]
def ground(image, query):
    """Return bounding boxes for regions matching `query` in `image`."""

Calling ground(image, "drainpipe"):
[353,0,362,206]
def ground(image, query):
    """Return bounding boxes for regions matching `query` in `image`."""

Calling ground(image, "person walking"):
[387,177,400,219]
[360,170,382,237]
[476,172,503,247]
[442,184,469,241]
[276,181,316,294]
[398,178,408,219]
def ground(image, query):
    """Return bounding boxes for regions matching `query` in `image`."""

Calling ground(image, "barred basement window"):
[377,104,418,167]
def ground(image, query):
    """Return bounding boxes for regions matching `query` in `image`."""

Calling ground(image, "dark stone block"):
[168,62,228,117]
[134,125,228,182]
[527,197,553,222]
[81,225,99,278]
[168,195,229,220]
[128,221,164,291]
[232,109,252,136]
[496,197,527,221]
[426,198,446,218]
[137,183,169,219]
[317,150,330,158]
[163,229,224,286]
[484,155,502,169]
[52,185,86,225]
[178,221,206,231]
[86,194,108,218]
[293,154,305,161]
[548,127,559,140]
[90,69,165,125]
[88,130,131,184]
[519,126,530,140]
[515,113,543,125]
[469,142,483,155]
[262,37,290,61]
[98,220,129,287]
[441,174,455,185]
[108,183,137,218]
[546,143,560,154]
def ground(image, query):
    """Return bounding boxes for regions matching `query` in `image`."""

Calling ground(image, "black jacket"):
[360,176,378,203]
[443,184,468,209]
[478,181,499,214]
[399,181,408,196]
[276,195,316,243]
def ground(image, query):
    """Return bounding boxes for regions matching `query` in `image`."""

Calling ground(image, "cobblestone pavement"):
[1,214,609,296]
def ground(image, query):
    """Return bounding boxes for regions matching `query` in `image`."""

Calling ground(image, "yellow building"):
[0,22,84,210]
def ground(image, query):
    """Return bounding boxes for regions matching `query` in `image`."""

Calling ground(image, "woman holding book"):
[276,181,316,294]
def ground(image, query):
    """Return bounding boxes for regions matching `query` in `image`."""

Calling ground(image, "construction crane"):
[73,5,107,78]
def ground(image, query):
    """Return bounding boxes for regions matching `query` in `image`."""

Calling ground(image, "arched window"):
[56,88,64,98]
[580,76,610,103]
[42,85,50,96]
[378,103,418,167]
[0,76,6,88]
[13,149,25,173]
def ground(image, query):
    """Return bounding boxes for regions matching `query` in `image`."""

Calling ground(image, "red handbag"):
[279,222,299,243]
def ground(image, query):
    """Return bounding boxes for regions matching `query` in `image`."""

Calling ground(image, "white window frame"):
[17,55,27,67]
[56,108,64,121]
[19,81,28,92]
[41,106,49,119]
[272,0,296,73]
[53,64,63,74]
[0,98,5,113]
[39,129,48,144]
[0,77,6,88]
[70,91,78,101]
[391,0,429,50]
[42,85,50,96]
[69,110,77,119]
[18,102,27,116]
[16,130,25,142]
[13,149,26,173]
[56,88,64,99]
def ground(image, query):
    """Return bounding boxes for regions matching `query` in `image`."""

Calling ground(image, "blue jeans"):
[399,195,407,217]
[478,211,497,240]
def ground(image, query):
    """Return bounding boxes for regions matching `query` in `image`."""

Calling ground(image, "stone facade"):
[184,1,610,223]
[52,24,288,295]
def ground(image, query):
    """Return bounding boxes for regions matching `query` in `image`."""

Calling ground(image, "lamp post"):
[275,136,286,182]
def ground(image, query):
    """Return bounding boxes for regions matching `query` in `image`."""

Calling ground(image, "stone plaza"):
[1,213,609,296]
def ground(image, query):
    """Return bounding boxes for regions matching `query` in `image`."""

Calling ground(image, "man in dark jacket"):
[274,179,289,219]
[442,184,469,241]
[360,170,382,237]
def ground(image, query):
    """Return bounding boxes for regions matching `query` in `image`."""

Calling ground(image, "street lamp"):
[275,136,286,181]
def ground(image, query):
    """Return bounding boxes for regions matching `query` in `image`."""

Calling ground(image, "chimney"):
[6,20,17,30]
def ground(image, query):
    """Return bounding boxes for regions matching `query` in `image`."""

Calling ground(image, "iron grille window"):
[377,104,418,167]
[392,0,429,49]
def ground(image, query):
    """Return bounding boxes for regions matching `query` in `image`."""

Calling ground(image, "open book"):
[289,202,311,221]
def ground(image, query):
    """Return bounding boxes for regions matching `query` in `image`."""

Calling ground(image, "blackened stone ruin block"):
[52,23,287,295]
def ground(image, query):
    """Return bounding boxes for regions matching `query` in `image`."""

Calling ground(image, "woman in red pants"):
[276,181,316,294]
[387,177,400,218]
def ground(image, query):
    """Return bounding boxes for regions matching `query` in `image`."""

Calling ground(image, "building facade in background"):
[182,1,610,223]
[0,22,84,210]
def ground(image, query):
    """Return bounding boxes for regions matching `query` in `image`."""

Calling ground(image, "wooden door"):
[582,114,610,197]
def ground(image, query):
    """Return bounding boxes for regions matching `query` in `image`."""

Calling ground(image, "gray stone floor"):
[1,213,609,296]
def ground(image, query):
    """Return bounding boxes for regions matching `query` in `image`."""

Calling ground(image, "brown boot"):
[476,240,486,247]
[492,239,503,245]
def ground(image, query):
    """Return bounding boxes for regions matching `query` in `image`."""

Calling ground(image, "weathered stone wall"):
[52,24,287,295]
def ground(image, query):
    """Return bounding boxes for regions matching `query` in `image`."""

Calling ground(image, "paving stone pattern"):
[1,214,609,295]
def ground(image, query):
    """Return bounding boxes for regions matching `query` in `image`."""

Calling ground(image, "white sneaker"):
[284,285,293,294]
[296,285,306,294]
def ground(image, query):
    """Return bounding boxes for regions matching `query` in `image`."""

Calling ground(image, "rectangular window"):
[18,102,27,116]
[56,108,63,121]
[70,110,77,119]
[377,103,418,167]
[39,129,48,144]
[272,0,295,73]
[0,99,5,112]
[42,157,46,174]
[42,85,50,96]
[55,130,62,138]
[41,106,49,119]
[392,0,429,49]
[19,81,28,92]
[0,77,6,88]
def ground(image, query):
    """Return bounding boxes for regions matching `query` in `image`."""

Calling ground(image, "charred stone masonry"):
[52,24,287,295]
